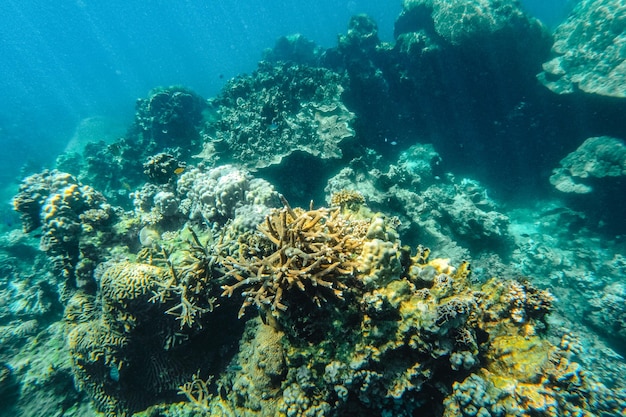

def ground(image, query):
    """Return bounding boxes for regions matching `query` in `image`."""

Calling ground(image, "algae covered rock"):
[134,86,208,151]
[395,0,550,52]
[538,0,626,97]
[200,61,355,170]
[550,136,626,194]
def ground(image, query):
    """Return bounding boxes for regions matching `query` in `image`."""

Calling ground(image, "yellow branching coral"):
[221,198,364,318]
[177,372,213,412]
[330,189,365,211]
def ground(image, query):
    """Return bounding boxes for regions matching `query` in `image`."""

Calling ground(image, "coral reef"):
[7,176,626,417]
[143,152,187,185]
[538,0,626,97]
[586,282,626,349]
[550,136,626,194]
[221,198,365,318]
[215,212,625,416]
[2,321,90,417]
[133,86,208,154]
[392,0,550,93]
[326,145,511,257]
[4,4,626,417]
[177,165,279,227]
[12,170,115,293]
[57,87,207,207]
[263,33,322,66]
[198,61,355,170]
[396,0,548,49]
[329,189,366,212]
[65,255,240,416]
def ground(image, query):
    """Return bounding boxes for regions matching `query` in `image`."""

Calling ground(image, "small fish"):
[109,365,120,382]
[174,167,185,175]
[108,143,122,156]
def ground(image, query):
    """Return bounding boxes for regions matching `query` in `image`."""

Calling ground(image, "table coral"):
[199,61,355,170]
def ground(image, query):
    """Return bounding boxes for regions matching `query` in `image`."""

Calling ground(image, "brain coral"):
[67,260,234,416]
[199,61,355,170]
[538,0,626,97]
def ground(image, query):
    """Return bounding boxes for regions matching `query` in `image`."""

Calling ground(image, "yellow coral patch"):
[487,333,553,382]
[427,258,456,275]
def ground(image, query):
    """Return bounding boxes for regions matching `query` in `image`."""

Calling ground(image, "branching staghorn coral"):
[177,372,213,412]
[221,197,365,318]
[148,226,224,329]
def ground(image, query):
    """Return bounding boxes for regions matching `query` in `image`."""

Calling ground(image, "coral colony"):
[2,1,626,416]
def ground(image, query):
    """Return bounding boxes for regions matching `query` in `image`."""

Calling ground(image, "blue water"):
[0,1,397,185]
[0,0,571,190]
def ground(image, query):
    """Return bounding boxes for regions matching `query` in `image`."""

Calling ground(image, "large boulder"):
[550,136,626,194]
[538,0,626,97]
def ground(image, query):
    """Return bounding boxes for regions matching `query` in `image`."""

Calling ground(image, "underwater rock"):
[338,13,381,51]
[263,33,322,65]
[199,61,355,170]
[0,363,18,408]
[395,0,549,46]
[538,0,626,97]
[394,0,550,77]
[550,136,626,194]
[587,282,626,348]
[134,86,207,152]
